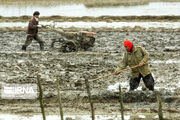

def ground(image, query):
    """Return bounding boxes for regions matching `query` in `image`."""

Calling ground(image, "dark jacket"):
[27,17,39,35]
[116,46,151,78]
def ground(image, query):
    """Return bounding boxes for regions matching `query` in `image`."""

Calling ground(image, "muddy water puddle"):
[2,113,175,120]
[0,2,180,17]
[0,114,131,120]
[1,112,172,120]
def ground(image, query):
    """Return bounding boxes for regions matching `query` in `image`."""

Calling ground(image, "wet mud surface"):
[0,31,180,119]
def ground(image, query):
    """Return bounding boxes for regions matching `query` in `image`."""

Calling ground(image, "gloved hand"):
[138,62,145,67]
[45,26,51,28]
[37,24,42,28]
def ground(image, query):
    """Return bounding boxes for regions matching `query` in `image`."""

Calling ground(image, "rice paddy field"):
[0,0,180,120]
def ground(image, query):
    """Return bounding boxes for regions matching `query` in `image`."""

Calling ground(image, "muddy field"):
[0,30,180,119]
[0,1,180,119]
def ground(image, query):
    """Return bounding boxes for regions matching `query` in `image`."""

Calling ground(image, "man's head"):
[124,40,133,52]
[33,11,40,18]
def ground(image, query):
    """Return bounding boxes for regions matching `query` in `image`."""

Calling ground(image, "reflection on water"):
[0,21,180,29]
[0,2,180,17]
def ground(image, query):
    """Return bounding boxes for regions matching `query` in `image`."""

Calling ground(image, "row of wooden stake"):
[37,75,64,120]
[37,75,164,120]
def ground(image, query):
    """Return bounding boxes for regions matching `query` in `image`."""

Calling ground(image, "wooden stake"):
[56,77,64,120]
[85,79,95,120]
[119,85,124,120]
[37,75,46,120]
[157,93,163,120]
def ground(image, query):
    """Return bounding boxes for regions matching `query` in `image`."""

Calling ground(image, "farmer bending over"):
[114,40,154,91]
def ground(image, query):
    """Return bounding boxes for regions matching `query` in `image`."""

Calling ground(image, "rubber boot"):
[148,86,154,91]
[22,45,26,51]
[40,42,44,51]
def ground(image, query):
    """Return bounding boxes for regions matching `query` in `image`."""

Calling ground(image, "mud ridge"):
[0,26,180,32]
[1,15,180,22]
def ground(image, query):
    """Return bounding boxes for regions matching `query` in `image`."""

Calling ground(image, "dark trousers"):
[22,34,44,50]
[130,73,154,91]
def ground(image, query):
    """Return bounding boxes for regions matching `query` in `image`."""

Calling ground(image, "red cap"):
[124,40,133,52]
